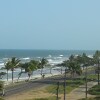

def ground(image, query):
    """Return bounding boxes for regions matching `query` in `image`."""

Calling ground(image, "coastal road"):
[4,75,65,96]
[4,69,95,97]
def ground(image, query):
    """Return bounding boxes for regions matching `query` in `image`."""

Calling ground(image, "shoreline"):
[2,66,94,86]
[3,72,62,86]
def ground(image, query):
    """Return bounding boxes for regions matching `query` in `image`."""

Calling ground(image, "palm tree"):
[23,60,39,81]
[57,61,68,74]
[69,54,74,61]
[76,53,93,70]
[39,58,48,76]
[9,57,20,83]
[44,63,52,75]
[27,66,33,81]
[4,60,11,81]
[17,63,26,82]
[82,53,89,63]
[67,55,82,77]
[67,60,82,78]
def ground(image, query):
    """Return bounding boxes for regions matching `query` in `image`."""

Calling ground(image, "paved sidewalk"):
[65,81,97,100]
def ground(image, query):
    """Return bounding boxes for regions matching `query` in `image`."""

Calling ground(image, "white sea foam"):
[0,63,5,69]
[37,57,41,59]
[88,55,93,58]
[0,63,4,66]
[56,57,62,59]
[0,56,67,84]
[48,55,52,57]
[3,58,9,60]
[48,59,52,62]
[48,59,60,65]
[22,57,30,60]
[59,55,63,57]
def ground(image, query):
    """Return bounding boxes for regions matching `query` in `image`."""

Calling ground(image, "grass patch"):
[79,96,100,100]
[87,74,99,81]
[88,85,100,95]
[45,79,85,94]
[79,74,99,81]
[26,96,60,100]
[0,97,4,100]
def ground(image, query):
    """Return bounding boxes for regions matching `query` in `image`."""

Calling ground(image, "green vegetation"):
[45,79,85,94]
[26,96,60,100]
[0,81,4,100]
[88,85,100,95]
[39,58,48,76]
[0,97,4,100]
[79,96,100,100]
[87,74,99,80]
[1,50,100,100]
[4,57,20,83]
[21,60,39,81]
[4,60,11,81]
[2,50,100,84]
[79,74,100,81]
[93,50,100,85]
[0,72,6,79]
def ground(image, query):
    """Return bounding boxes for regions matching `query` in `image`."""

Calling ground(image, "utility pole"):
[56,82,59,100]
[64,69,67,100]
[97,60,100,85]
[85,66,87,99]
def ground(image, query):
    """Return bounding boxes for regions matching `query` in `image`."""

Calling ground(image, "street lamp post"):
[56,82,59,100]
[64,69,67,100]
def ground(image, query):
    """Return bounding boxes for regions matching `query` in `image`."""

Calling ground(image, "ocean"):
[0,49,95,82]
[0,49,95,58]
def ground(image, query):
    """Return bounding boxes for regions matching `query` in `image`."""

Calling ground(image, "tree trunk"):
[71,71,75,78]
[71,72,74,78]
[73,73,74,78]
[28,73,31,81]
[17,75,21,82]
[61,66,62,74]
[41,67,43,75]
[17,68,22,82]
[7,70,8,81]
[50,67,52,74]
[83,66,84,70]
[28,71,32,81]
[12,69,14,83]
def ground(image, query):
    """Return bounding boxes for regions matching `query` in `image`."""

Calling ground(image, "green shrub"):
[88,85,100,95]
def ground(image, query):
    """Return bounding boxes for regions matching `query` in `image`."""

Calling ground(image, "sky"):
[0,0,100,50]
